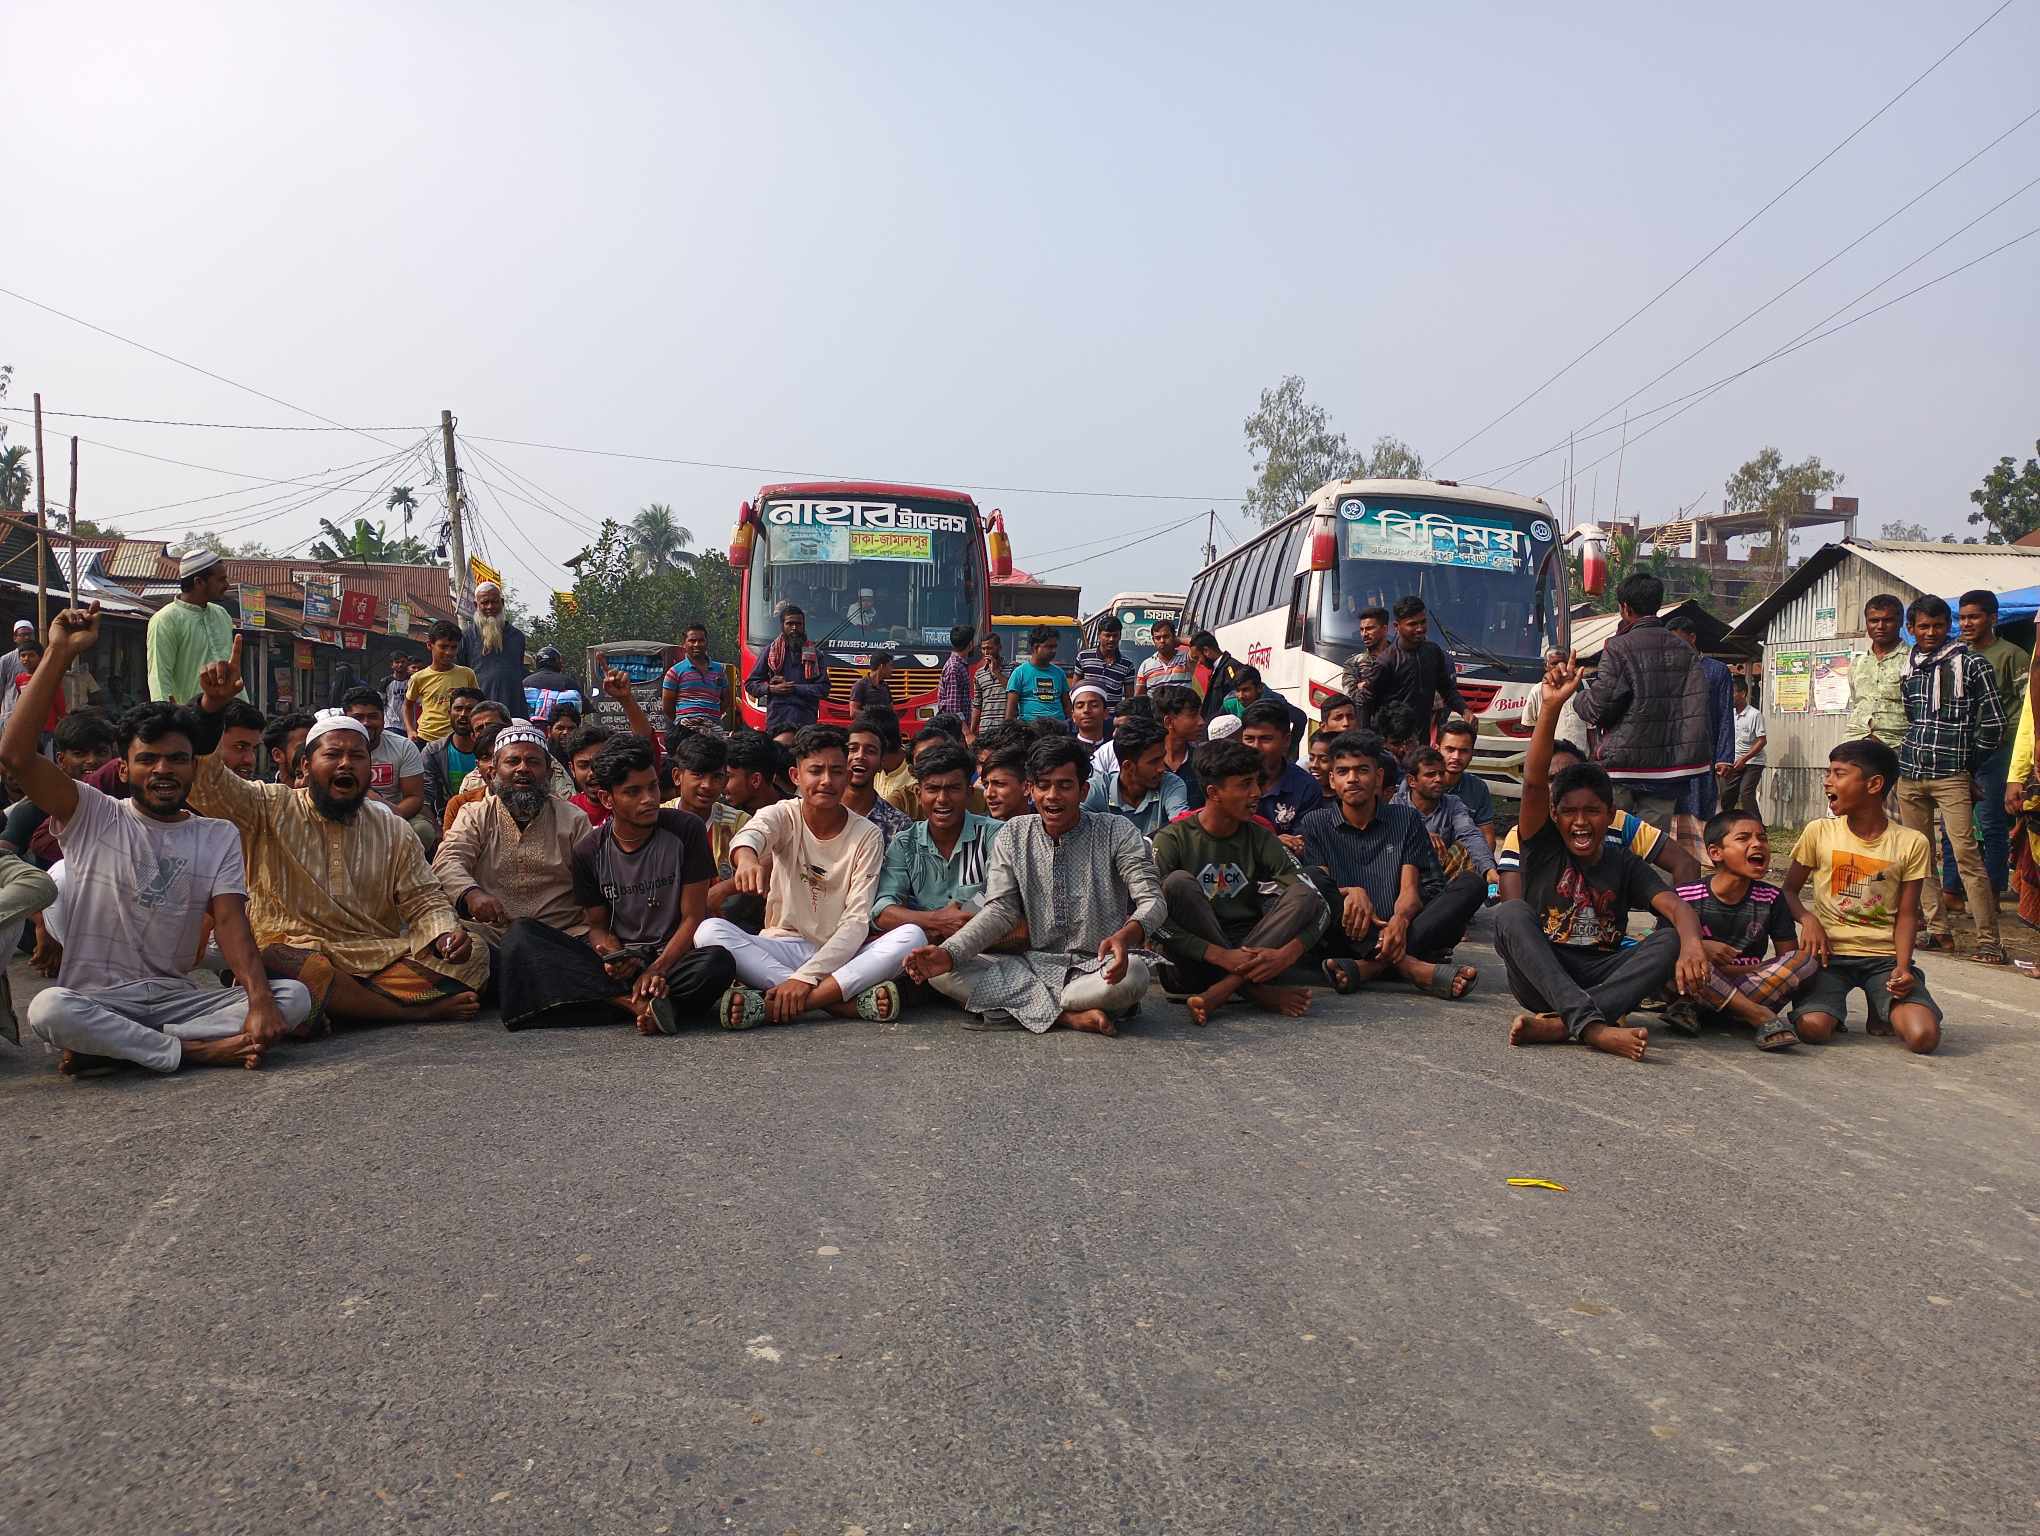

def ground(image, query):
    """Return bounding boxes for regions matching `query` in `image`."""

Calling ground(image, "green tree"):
[0,445,30,514]
[529,519,739,673]
[1967,440,2040,544]
[308,516,434,564]
[1243,376,1364,527]
[1723,447,1841,577]
[1879,519,1930,540]
[627,502,696,574]
[386,484,419,536]
[181,529,279,559]
[1363,434,1426,479]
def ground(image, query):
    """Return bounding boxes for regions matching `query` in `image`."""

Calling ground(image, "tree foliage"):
[1243,376,1363,527]
[627,502,696,574]
[528,519,740,673]
[1879,519,1930,541]
[181,528,278,559]
[309,517,434,565]
[1723,447,1841,573]
[1967,440,2040,545]
[1362,434,1425,479]
[0,445,29,514]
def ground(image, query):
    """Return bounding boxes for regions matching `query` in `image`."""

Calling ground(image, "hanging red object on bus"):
[986,508,1013,580]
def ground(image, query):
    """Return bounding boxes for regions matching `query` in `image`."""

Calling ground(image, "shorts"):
[1790,953,1943,1031]
[1674,771,1719,820]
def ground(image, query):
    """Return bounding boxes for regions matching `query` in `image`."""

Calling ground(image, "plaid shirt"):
[936,651,976,716]
[1899,647,2004,781]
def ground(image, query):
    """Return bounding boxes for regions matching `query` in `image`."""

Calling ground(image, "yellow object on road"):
[1506,1177,1568,1192]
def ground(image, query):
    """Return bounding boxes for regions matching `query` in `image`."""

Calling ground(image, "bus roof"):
[1301,477,1552,519]
[753,481,979,506]
[1084,591,1183,618]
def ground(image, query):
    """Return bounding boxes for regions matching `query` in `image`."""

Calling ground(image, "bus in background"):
[1080,592,1184,676]
[728,482,993,729]
[1180,480,1568,796]
[992,578,1084,672]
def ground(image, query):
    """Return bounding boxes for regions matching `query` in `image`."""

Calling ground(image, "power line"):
[1470,106,2040,484]
[96,446,422,522]
[1030,513,1207,578]
[461,432,1235,504]
[1431,0,2019,469]
[457,438,605,538]
[0,408,419,495]
[14,408,428,432]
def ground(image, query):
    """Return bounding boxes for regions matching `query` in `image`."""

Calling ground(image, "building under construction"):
[1612,494,1860,611]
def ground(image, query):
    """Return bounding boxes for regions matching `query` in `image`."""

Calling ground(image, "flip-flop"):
[1971,943,2009,966]
[1755,1017,1799,1050]
[854,980,901,1021]
[1321,958,1362,995]
[1421,963,1478,1000]
[717,986,765,1031]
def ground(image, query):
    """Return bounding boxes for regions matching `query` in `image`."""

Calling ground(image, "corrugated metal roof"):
[1567,600,1746,661]
[1730,538,2040,641]
[108,539,175,579]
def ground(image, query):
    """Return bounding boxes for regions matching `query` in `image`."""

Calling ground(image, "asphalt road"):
[2,920,2036,1535]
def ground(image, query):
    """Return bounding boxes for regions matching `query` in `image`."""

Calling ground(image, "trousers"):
[1898,775,1998,944]
[1490,899,1679,1040]
[695,919,925,999]
[29,977,314,1073]
[1611,782,1680,836]
[929,959,1152,1023]
[1158,870,1325,990]
[1307,869,1485,965]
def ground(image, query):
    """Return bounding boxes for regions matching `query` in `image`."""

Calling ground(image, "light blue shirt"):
[871,812,1002,918]
[1083,769,1188,838]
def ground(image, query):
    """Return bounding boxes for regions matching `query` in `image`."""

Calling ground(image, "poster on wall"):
[239,585,267,627]
[343,629,367,651]
[1811,650,1852,713]
[293,640,314,669]
[340,591,379,630]
[386,601,410,637]
[301,573,340,622]
[1772,650,1813,713]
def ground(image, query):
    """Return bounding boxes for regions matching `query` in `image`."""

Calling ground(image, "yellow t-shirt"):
[406,664,480,742]
[1789,817,1929,957]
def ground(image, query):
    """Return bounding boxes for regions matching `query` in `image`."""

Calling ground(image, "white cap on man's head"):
[474,580,502,597]
[11,620,33,637]
[305,709,370,746]
[1069,684,1108,704]
[1206,714,1242,742]
[178,548,223,581]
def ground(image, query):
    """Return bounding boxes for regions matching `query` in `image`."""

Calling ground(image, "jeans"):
[1490,900,1680,1039]
[1307,869,1486,964]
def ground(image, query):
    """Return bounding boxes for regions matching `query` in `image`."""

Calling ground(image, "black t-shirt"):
[1519,821,1666,952]
[569,809,714,947]
[1677,878,1794,959]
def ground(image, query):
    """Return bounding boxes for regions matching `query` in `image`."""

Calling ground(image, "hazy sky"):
[6,1,2036,613]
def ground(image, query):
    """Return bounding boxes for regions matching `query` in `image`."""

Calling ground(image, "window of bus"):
[1313,499,1564,668]
[749,506,981,652]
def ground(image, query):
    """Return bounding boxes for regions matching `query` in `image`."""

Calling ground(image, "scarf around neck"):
[765,634,820,680]
[1908,638,1967,714]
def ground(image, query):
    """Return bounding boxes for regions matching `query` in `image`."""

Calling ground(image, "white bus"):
[1180,479,1570,793]
[1080,591,1184,673]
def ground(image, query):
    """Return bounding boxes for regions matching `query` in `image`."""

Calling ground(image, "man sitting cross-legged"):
[9,606,311,1074]
[1673,808,1815,1051]
[1494,656,1709,1062]
[697,724,922,1027]
[486,735,737,1034]
[871,741,1016,982]
[188,638,485,1029]
[1300,731,1483,1001]
[1151,738,1326,1023]
[432,718,592,956]
[903,737,1165,1036]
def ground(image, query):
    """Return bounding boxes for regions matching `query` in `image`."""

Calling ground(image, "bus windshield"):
[1315,498,1562,668]
[749,499,982,652]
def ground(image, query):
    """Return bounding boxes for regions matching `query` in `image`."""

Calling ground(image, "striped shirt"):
[973,664,1011,730]
[1674,878,1793,959]
[1073,648,1138,712]
[662,657,727,722]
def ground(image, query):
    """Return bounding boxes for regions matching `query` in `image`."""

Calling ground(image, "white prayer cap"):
[1206,714,1242,742]
[305,708,370,746]
[178,548,223,580]
[11,620,33,636]
[491,718,549,756]
[474,580,502,597]
[1069,683,1107,704]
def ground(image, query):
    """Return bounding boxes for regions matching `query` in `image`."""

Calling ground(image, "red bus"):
[728,482,995,729]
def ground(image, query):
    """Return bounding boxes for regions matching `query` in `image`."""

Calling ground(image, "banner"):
[239,585,267,628]
[343,629,367,651]
[340,591,378,630]
[301,573,339,622]
[1811,650,1852,713]
[300,624,340,646]
[470,555,501,588]
[1772,650,1812,713]
[386,600,410,637]
[294,641,314,669]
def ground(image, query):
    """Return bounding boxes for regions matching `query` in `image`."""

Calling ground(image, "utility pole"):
[66,435,79,606]
[1203,509,1216,567]
[440,409,470,617]
[32,393,48,634]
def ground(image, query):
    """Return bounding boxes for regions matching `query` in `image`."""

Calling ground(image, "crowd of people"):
[0,561,2008,1077]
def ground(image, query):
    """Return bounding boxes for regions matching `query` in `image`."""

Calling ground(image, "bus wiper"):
[1428,611,1516,673]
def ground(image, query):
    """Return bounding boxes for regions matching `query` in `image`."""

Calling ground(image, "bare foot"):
[1061,1008,1117,1036]
[1581,1019,1649,1061]
[633,1008,659,1036]
[57,1049,119,1078]
[1508,1012,1567,1046]
[421,991,481,1023]
[181,1034,266,1070]
[1185,994,1213,1025]
[1245,983,1311,1017]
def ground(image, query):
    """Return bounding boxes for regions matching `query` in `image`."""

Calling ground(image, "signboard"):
[1338,501,1530,573]
[293,640,314,669]
[776,526,849,564]
[585,640,681,732]
[386,601,410,637]
[300,624,341,646]
[340,591,378,630]
[1811,650,1852,713]
[848,529,932,563]
[1772,650,1813,713]
[343,629,367,651]
[470,555,501,588]
[239,585,267,628]
[301,573,339,622]
[762,499,969,534]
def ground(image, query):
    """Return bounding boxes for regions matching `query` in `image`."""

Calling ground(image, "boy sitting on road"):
[1674,809,1815,1050]
[1780,737,1942,1054]
[1495,656,1709,1062]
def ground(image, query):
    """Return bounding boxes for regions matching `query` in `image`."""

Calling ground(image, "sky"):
[4,0,2036,616]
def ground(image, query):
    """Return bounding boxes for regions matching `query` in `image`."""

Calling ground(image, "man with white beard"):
[459,580,529,719]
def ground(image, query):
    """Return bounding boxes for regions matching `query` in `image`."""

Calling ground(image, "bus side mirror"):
[1580,535,1607,596]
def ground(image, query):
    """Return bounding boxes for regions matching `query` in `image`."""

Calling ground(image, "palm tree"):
[0,445,30,514]
[310,516,434,565]
[386,485,419,537]
[627,502,695,574]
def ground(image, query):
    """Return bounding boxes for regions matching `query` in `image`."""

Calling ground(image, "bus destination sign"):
[763,500,969,534]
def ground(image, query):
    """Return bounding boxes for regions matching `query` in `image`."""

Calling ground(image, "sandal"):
[1421,962,1478,1000]
[1755,1016,1799,1051]
[854,980,901,1021]
[1915,933,1948,952]
[717,985,766,1031]
[1972,942,2008,966]
[1658,998,1703,1037]
[1321,958,1362,995]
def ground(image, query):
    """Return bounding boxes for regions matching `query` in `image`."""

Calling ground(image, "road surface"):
[2,922,2035,1534]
